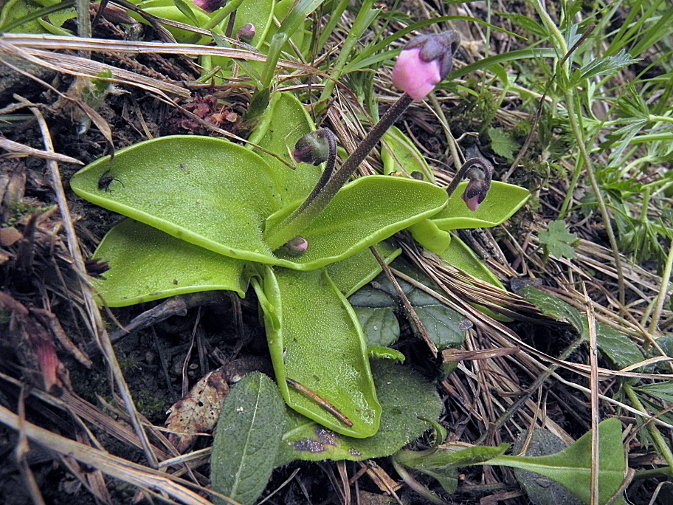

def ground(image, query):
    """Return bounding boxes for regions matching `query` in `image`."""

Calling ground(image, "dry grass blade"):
[22,98,160,468]
[583,284,600,505]
[0,40,189,98]
[0,137,83,164]
[442,347,519,362]
[0,33,320,74]
[371,246,438,356]
[15,392,48,505]
[0,405,236,505]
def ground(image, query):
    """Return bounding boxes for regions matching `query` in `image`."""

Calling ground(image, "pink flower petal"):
[461,193,481,211]
[392,48,442,100]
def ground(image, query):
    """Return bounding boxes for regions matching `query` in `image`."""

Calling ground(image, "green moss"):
[135,394,168,418]
[2,201,54,227]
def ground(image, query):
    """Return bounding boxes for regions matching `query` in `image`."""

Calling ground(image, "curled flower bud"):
[194,0,225,13]
[460,160,493,211]
[392,30,460,101]
[283,236,309,256]
[292,129,330,166]
[236,23,256,43]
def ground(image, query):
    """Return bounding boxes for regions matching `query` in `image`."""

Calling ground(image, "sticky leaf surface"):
[71,136,282,264]
[248,92,322,204]
[275,360,442,465]
[91,219,246,306]
[72,137,445,271]
[254,267,381,438]
[431,181,529,230]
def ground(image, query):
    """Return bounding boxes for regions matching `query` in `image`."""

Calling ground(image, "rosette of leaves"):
[71,92,529,438]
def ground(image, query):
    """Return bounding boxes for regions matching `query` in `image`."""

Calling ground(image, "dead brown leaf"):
[165,369,229,453]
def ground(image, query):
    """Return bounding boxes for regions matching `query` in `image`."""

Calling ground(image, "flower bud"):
[292,129,330,166]
[194,0,225,13]
[460,161,493,211]
[283,236,309,256]
[236,23,256,43]
[392,30,460,100]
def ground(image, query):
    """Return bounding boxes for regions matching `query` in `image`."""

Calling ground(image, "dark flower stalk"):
[264,30,460,250]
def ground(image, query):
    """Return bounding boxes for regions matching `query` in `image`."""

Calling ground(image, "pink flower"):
[392,31,460,101]
[461,179,490,211]
[460,158,493,211]
[392,48,442,100]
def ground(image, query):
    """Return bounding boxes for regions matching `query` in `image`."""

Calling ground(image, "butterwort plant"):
[263,31,464,250]
[70,31,529,439]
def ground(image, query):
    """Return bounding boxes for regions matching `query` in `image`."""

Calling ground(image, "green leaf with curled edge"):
[431,181,529,230]
[92,220,246,307]
[71,137,446,271]
[435,232,505,289]
[70,135,283,264]
[253,266,380,438]
[368,346,405,362]
[394,442,510,495]
[409,218,452,254]
[247,92,322,205]
[267,176,448,270]
[274,360,442,465]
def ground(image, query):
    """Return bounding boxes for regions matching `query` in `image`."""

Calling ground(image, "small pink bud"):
[194,0,225,13]
[283,236,309,256]
[292,130,330,166]
[392,31,460,101]
[237,23,256,43]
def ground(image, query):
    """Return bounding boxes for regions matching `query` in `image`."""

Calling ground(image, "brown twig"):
[370,246,438,357]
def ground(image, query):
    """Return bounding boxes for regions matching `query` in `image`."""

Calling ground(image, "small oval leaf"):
[211,372,286,505]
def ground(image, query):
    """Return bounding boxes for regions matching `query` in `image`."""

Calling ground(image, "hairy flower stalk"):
[264,30,460,250]
[292,128,337,203]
